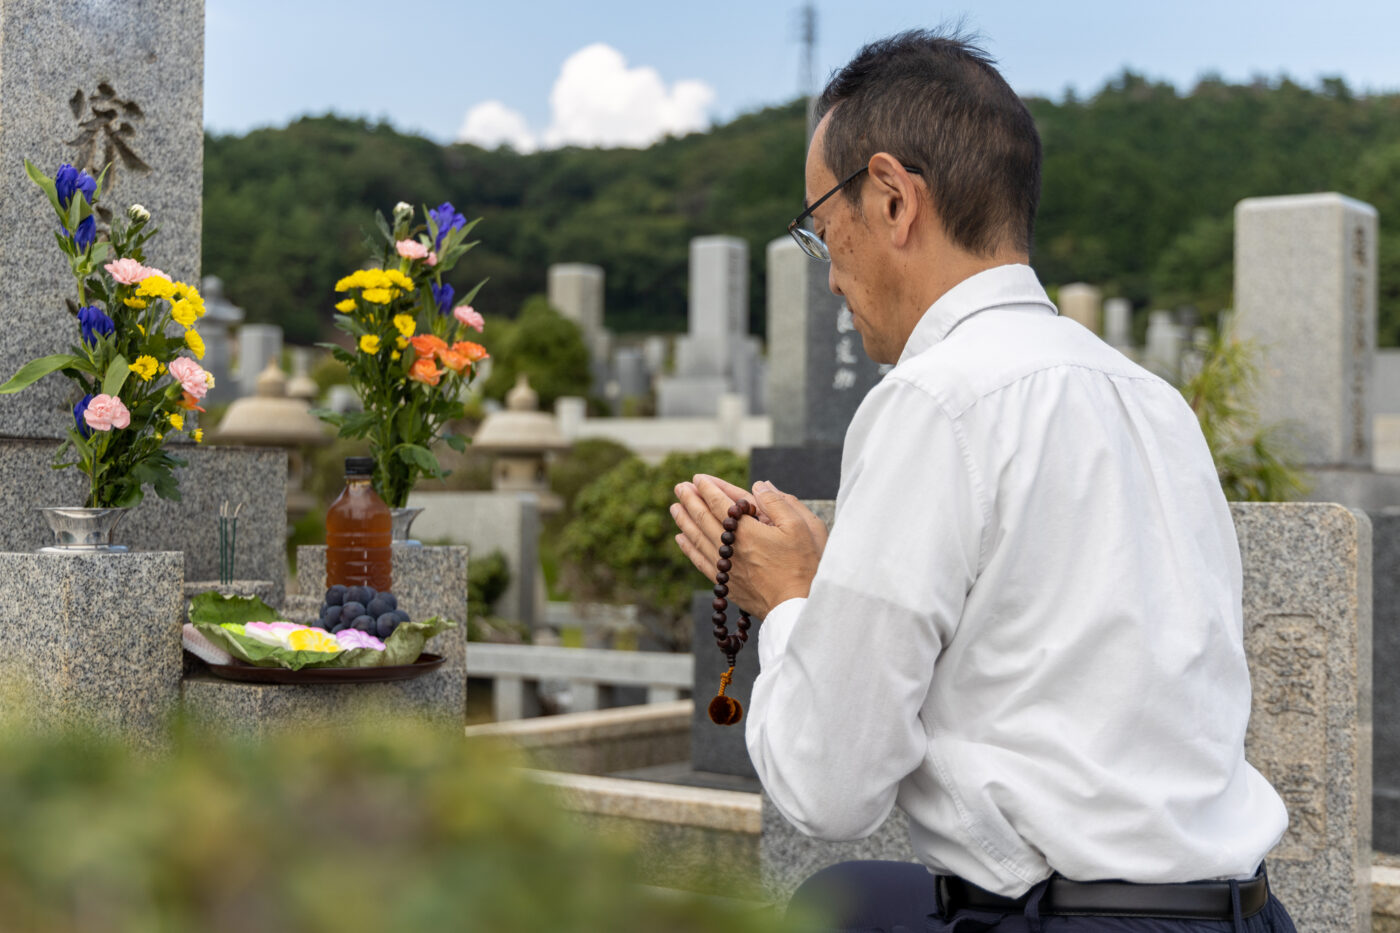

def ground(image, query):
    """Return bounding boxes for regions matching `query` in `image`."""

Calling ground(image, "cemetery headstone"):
[1368,508,1400,854]
[199,275,244,402]
[237,323,283,399]
[547,263,610,395]
[1235,193,1376,468]
[1057,282,1102,334]
[0,0,203,437]
[752,237,887,498]
[760,502,1373,933]
[1143,309,1181,380]
[657,236,760,417]
[1103,297,1133,349]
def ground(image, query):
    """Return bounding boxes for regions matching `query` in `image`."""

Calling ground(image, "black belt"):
[938,872,1268,920]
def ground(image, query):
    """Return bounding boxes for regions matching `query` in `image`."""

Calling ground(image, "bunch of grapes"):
[315,584,412,639]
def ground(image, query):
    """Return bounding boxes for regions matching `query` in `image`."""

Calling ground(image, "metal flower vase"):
[38,507,130,553]
[390,507,424,547]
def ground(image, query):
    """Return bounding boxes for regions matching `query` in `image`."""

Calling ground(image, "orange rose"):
[409,334,447,359]
[408,357,442,386]
[438,348,470,374]
[176,391,207,413]
[452,341,489,363]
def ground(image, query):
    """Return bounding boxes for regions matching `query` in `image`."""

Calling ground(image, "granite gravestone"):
[0,0,203,437]
[1057,282,1102,334]
[1232,193,1400,509]
[760,502,1372,933]
[1103,297,1133,350]
[657,236,762,417]
[547,263,611,396]
[752,237,888,499]
[1368,508,1400,855]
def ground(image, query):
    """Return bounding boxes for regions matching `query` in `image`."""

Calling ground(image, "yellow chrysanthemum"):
[392,314,415,338]
[193,429,204,444]
[185,329,205,359]
[359,334,381,354]
[171,299,197,328]
[385,270,415,291]
[128,355,159,382]
[335,299,356,313]
[136,323,146,335]
[168,413,184,431]
[154,432,163,441]
[361,288,393,305]
[395,335,408,350]
[391,350,401,361]
[136,277,177,300]
[123,297,147,309]
[287,628,341,653]
[205,372,216,389]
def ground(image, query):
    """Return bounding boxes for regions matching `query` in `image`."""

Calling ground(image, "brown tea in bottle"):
[326,456,392,591]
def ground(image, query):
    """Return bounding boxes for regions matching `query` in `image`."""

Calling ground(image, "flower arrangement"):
[0,161,213,508]
[317,201,488,508]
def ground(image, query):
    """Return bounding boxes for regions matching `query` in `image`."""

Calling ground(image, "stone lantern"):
[472,374,570,512]
[209,359,332,519]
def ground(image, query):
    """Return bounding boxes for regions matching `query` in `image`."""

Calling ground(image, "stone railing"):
[467,643,692,721]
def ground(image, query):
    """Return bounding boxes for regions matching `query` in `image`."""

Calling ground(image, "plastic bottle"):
[325,456,392,591]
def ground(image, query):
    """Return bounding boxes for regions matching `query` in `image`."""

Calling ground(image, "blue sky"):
[206,0,1400,147]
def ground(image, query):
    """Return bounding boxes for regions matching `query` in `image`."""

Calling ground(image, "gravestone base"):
[0,551,183,748]
[1369,509,1400,855]
[750,446,842,500]
[181,670,465,737]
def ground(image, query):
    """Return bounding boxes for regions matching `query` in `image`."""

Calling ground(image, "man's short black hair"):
[814,29,1041,257]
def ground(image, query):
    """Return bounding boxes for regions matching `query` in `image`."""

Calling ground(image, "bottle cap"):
[345,457,375,476]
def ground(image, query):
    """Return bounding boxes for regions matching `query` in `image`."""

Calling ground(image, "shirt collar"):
[898,263,1058,364]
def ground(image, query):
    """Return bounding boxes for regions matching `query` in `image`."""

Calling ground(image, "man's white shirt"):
[746,263,1288,897]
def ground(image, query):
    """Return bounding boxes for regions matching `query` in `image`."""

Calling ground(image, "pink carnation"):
[169,357,210,400]
[453,305,484,332]
[104,258,153,285]
[395,239,429,260]
[143,267,171,281]
[83,394,130,431]
[425,251,438,267]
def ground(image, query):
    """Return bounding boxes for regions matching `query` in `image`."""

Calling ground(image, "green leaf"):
[24,158,63,217]
[457,278,487,308]
[189,592,286,626]
[102,353,129,397]
[443,433,467,453]
[0,354,86,394]
[310,407,345,428]
[373,210,392,242]
[396,443,441,476]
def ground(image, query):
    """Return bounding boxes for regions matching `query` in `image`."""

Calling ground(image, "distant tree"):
[482,296,592,410]
[557,449,747,651]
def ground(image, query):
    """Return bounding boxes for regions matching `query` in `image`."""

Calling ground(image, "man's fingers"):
[674,532,716,580]
[695,473,774,524]
[673,482,726,553]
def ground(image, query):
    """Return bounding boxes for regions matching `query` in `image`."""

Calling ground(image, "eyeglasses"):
[787,163,924,262]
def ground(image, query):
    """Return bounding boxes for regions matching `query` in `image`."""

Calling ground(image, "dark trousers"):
[787,861,1299,933]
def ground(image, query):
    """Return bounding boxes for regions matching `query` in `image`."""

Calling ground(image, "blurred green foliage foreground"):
[0,706,802,933]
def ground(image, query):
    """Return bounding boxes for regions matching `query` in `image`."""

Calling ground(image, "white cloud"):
[455,44,715,151]
[456,100,538,153]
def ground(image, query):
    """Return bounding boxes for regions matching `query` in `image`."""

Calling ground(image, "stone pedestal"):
[0,551,183,747]
[296,543,468,717]
[759,502,1372,932]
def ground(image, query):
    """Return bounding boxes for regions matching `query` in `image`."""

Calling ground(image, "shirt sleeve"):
[745,377,987,841]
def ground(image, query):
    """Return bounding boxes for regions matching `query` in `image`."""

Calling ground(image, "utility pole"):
[798,3,817,141]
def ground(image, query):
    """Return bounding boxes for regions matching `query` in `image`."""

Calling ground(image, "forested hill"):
[204,73,1400,347]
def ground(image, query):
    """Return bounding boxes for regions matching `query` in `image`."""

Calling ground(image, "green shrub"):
[557,449,747,650]
[0,706,798,932]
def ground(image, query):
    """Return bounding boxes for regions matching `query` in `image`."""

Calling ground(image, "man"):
[671,30,1297,933]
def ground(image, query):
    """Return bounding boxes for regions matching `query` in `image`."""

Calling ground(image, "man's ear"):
[866,153,920,247]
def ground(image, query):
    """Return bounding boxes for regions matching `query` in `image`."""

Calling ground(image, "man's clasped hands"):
[670,475,829,619]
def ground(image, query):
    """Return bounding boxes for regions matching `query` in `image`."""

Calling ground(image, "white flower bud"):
[392,201,413,224]
[128,204,150,223]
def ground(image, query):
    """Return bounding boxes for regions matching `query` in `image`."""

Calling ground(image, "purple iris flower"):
[431,282,455,316]
[78,305,114,346]
[73,393,95,439]
[428,201,466,249]
[55,164,96,210]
